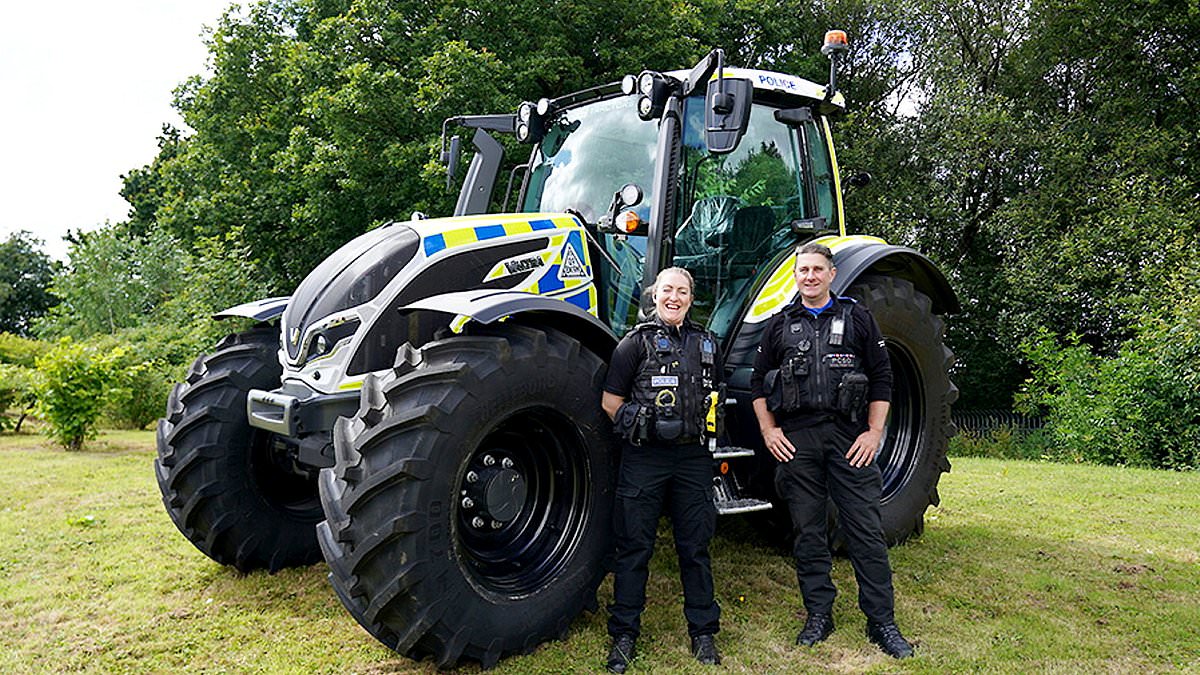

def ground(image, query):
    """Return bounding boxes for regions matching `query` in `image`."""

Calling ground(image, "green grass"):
[1,431,1197,673]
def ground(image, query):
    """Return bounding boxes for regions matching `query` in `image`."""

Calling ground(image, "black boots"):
[866,621,914,658]
[608,633,721,671]
[606,634,636,673]
[795,612,835,646]
[691,633,721,665]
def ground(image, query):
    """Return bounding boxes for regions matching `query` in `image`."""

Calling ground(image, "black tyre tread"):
[155,326,323,572]
[319,324,612,667]
[848,275,956,545]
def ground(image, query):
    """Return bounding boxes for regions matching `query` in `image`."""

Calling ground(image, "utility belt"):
[615,386,724,447]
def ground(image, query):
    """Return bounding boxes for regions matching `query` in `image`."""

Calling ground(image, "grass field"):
[1,430,1197,674]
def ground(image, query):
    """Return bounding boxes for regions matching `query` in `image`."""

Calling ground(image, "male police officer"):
[601,267,722,672]
[750,243,914,658]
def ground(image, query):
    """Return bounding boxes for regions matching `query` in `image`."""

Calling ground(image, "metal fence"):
[952,409,1045,438]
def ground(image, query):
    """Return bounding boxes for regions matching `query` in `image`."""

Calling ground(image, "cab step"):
[715,497,773,515]
[711,445,756,460]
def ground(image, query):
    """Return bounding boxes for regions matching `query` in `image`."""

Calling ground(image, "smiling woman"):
[0,0,233,260]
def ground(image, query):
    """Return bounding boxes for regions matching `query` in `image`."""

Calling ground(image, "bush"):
[103,359,173,430]
[950,426,1052,462]
[0,362,38,431]
[1018,273,1200,470]
[0,332,50,367]
[33,339,126,450]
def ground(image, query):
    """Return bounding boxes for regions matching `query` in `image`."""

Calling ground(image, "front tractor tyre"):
[317,325,614,668]
[155,325,324,572]
[848,275,957,545]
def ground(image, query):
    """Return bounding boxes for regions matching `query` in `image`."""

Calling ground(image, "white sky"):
[0,0,236,260]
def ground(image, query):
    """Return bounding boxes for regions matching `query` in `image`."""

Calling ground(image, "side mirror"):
[846,172,872,188]
[705,77,753,154]
[442,135,461,190]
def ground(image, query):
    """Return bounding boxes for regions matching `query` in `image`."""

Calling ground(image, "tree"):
[0,231,60,336]
[37,224,189,339]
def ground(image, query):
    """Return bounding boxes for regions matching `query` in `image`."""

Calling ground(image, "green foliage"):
[0,231,60,336]
[0,362,38,432]
[102,358,172,431]
[37,224,188,339]
[950,426,1051,462]
[1018,274,1200,470]
[0,333,48,432]
[33,339,128,451]
[0,331,50,367]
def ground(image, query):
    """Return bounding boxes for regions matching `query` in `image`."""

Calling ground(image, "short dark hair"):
[795,242,834,263]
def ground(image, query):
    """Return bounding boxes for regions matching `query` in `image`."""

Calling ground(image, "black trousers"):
[608,441,721,639]
[774,421,896,624]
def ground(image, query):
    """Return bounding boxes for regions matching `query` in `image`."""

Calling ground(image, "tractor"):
[155,31,957,668]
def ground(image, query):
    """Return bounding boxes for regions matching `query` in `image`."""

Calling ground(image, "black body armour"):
[623,322,719,445]
[766,301,870,422]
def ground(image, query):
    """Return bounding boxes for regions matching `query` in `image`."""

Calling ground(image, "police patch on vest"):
[825,353,858,369]
[651,375,679,387]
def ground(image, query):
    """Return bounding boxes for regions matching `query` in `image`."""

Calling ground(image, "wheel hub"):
[462,454,527,528]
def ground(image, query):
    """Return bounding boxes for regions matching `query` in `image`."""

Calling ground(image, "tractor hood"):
[281,223,420,363]
[279,212,597,372]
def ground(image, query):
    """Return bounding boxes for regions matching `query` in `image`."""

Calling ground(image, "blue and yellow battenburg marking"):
[411,212,598,323]
[743,235,886,324]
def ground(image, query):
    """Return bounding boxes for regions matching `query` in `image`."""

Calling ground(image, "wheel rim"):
[879,340,923,503]
[456,407,591,596]
[249,430,322,518]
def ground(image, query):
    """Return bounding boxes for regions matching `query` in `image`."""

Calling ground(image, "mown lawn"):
[0,430,1197,673]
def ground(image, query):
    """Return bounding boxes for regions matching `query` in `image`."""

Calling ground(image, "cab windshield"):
[522,95,656,336]
[520,91,836,339]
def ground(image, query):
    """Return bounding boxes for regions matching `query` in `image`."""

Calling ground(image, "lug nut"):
[482,454,496,466]
[462,497,475,509]
[472,516,485,528]
[466,471,479,483]
[501,457,514,469]
[491,520,504,529]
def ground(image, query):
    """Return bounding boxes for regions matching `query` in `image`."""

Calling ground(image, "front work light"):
[633,70,675,121]
[515,100,549,143]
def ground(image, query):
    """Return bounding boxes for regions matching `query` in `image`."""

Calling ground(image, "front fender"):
[830,240,960,315]
[213,296,290,322]
[403,289,619,359]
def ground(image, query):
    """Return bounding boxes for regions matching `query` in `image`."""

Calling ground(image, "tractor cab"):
[444,47,849,346]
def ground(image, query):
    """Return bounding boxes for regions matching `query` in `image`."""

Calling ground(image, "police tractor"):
[155,31,958,668]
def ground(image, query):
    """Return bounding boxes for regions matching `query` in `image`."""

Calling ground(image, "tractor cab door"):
[673,97,840,341]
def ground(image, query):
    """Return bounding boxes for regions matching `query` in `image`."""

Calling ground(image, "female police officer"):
[600,267,722,672]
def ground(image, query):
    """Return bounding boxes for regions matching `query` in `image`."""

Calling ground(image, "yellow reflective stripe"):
[441,227,478,249]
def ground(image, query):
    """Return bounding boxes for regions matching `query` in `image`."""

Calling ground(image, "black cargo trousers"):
[775,420,896,624]
[607,441,721,639]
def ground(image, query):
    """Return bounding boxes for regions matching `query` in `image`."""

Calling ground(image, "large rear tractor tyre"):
[155,325,324,572]
[847,275,957,545]
[317,325,614,668]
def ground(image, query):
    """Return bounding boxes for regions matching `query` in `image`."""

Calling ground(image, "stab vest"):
[627,321,718,444]
[768,299,870,421]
